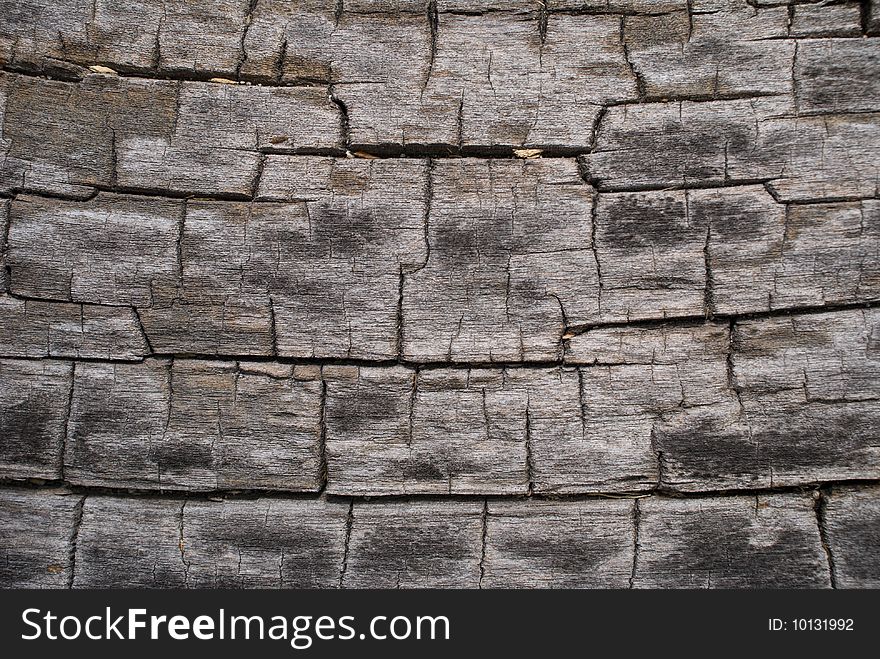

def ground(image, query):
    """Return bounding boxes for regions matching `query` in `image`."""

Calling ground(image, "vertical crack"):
[318,372,328,492]
[703,221,715,318]
[268,294,277,357]
[396,266,405,360]
[250,152,267,199]
[620,17,645,102]
[176,201,186,290]
[67,495,85,589]
[61,361,77,481]
[334,0,344,28]
[591,194,603,315]
[109,129,117,189]
[329,86,350,150]
[236,0,260,80]
[791,40,800,115]
[178,499,190,588]
[629,498,641,589]
[132,306,153,354]
[478,498,489,589]
[423,0,439,93]
[525,393,534,495]
[338,500,354,589]
[814,489,838,589]
[408,367,419,446]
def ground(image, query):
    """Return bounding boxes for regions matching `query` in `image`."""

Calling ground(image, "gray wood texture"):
[1,0,879,589]
[823,485,880,588]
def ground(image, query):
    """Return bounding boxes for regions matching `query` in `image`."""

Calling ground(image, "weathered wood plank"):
[795,39,880,114]
[596,187,880,317]
[139,158,427,358]
[74,496,186,588]
[115,83,342,196]
[0,295,148,360]
[343,500,484,588]
[0,73,177,198]
[623,0,794,100]
[65,360,323,491]
[76,495,349,588]
[182,497,349,588]
[481,498,635,588]
[790,2,863,38]
[323,365,530,496]
[724,309,880,485]
[7,194,180,306]
[0,487,81,588]
[583,98,880,202]
[823,485,880,588]
[403,159,596,362]
[0,359,72,480]
[0,73,342,198]
[633,494,832,588]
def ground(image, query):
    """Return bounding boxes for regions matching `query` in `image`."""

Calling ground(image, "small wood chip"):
[513,149,543,159]
[88,65,117,75]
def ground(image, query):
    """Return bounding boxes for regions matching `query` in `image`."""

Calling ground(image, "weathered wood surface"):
[0,488,848,588]
[1,0,879,589]
[65,360,324,491]
[0,308,877,496]
[823,485,880,588]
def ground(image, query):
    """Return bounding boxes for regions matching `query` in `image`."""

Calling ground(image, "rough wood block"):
[823,485,880,588]
[324,365,529,496]
[74,496,186,588]
[156,0,249,75]
[0,73,178,198]
[343,500,484,588]
[633,494,831,588]
[481,499,635,589]
[722,310,880,485]
[795,39,880,114]
[790,2,863,37]
[528,365,660,493]
[116,83,342,196]
[0,0,92,76]
[734,309,880,401]
[65,359,323,491]
[334,13,457,148]
[182,498,349,588]
[624,2,793,100]
[7,194,181,306]
[425,13,635,149]
[0,359,72,480]
[0,295,148,360]
[0,488,81,588]
[143,158,427,358]
[600,187,880,316]
[594,190,707,321]
[565,321,730,366]
[870,0,880,34]
[565,322,782,493]
[403,159,597,362]
[586,98,880,202]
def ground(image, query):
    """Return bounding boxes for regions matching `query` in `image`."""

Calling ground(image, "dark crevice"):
[318,375,328,492]
[66,495,85,589]
[629,498,641,589]
[478,498,489,589]
[2,476,878,504]
[338,500,354,588]
[814,488,838,588]
[328,86,351,149]
[61,362,76,482]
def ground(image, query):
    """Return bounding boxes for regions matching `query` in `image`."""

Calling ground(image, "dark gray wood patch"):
[343,500,484,588]
[65,360,323,491]
[0,488,81,588]
[482,498,635,588]
[633,494,831,588]
[823,485,880,588]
